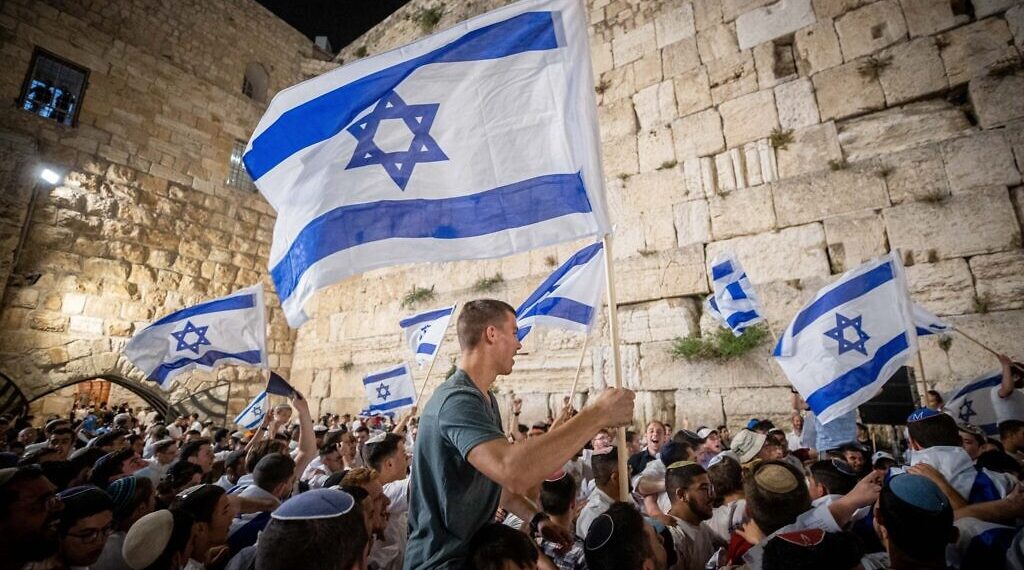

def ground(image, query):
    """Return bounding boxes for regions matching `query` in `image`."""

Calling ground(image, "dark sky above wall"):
[256,0,411,53]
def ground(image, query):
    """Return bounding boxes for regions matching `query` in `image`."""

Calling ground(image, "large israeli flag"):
[516,241,604,341]
[234,391,268,430]
[773,253,917,423]
[911,303,952,337]
[124,285,268,390]
[705,253,764,336]
[244,0,610,326]
[400,305,456,367]
[363,364,417,414]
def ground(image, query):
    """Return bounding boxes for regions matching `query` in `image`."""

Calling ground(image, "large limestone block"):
[719,90,779,148]
[614,246,709,304]
[969,73,1024,129]
[620,298,701,344]
[899,0,968,37]
[592,40,613,77]
[794,20,844,76]
[753,40,799,90]
[697,23,740,63]
[641,341,781,393]
[599,98,639,140]
[823,210,888,273]
[941,131,1021,193]
[673,66,714,116]
[625,164,699,207]
[601,65,636,104]
[706,51,758,104]
[709,184,776,239]
[775,122,843,179]
[663,38,702,77]
[705,223,831,283]
[735,0,816,50]
[613,23,657,67]
[671,108,726,160]
[674,198,712,246]
[675,389,730,432]
[602,134,639,176]
[905,259,977,316]
[812,60,885,121]
[722,0,778,21]
[974,0,1018,18]
[884,187,1021,261]
[591,343,643,391]
[935,310,1024,383]
[634,391,677,431]
[811,0,871,20]
[877,38,948,105]
[633,80,677,131]
[938,18,1018,86]
[722,386,797,427]
[970,251,1024,311]
[774,78,820,131]
[634,52,665,90]
[773,169,890,227]
[1009,5,1024,50]
[638,125,677,172]
[835,0,908,60]
[656,0,697,47]
[694,0,725,31]
[877,144,949,204]
[837,100,972,162]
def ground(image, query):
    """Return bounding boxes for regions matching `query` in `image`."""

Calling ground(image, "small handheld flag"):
[266,371,297,398]
[124,285,268,391]
[400,305,456,367]
[516,241,605,341]
[944,371,1006,435]
[363,364,416,414]
[235,391,268,429]
[705,252,765,336]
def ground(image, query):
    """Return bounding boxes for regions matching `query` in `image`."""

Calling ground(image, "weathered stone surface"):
[884,186,1022,260]
[736,0,816,50]
[812,60,885,121]
[671,108,725,160]
[823,210,888,273]
[774,169,889,227]
[633,80,677,131]
[1009,5,1024,50]
[638,125,677,172]
[656,0,697,48]
[706,51,758,103]
[663,38,702,77]
[811,0,870,20]
[969,73,1024,129]
[706,223,831,283]
[876,144,949,204]
[941,131,1021,193]
[905,259,976,316]
[752,39,798,89]
[613,22,657,67]
[794,20,844,75]
[719,90,779,147]
[837,100,972,162]
[620,298,701,344]
[615,246,709,304]
[722,0,778,21]
[602,134,639,176]
[709,184,776,239]
[970,251,1024,311]
[697,22,740,62]
[633,52,665,90]
[835,0,908,60]
[599,98,638,139]
[899,0,969,37]
[922,310,1024,385]
[877,38,948,105]
[938,18,1018,85]
[600,65,637,104]
[674,198,712,246]
[673,66,714,115]
[775,122,843,178]
[974,0,1018,18]
[774,78,820,130]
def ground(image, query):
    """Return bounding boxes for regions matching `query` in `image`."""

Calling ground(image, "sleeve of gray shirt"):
[438,390,505,460]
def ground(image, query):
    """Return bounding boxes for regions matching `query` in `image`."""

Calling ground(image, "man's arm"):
[997,354,1020,398]
[955,483,1023,522]
[291,393,316,479]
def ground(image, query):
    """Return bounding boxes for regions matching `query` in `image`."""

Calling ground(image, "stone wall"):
[0,0,314,414]
[292,0,1024,432]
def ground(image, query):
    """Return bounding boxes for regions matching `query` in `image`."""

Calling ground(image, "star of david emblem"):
[958,398,977,423]
[252,406,263,417]
[823,313,870,356]
[376,383,392,401]
[345,90,448,191]
[170,320,211,355]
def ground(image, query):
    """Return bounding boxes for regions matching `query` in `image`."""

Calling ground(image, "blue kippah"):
[907,407,940,422]
[889,474,949,513]
[747,418,759,429]
[271,488,355,520]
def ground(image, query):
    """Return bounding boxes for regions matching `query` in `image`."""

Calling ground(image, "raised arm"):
[997,354,1020,398]
[291,392,317,479]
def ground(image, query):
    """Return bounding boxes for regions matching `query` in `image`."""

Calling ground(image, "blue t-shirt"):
[404,369,506,570]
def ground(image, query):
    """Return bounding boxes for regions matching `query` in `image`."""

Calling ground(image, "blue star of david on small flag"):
[823,313,870,356]
[170,320,211,355]
[376,383,392,401]
[958,398,977,423]
[345,90,448,191]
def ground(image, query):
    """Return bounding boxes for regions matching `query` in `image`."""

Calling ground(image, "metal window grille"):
[18,48,89,127]
[227,140,257,192]
[242,75,254,99]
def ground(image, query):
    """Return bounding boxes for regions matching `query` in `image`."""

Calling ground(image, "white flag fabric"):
[516,241,605,341]
[124,285,268,391]
[244,0,610,326]
[400,305,456,367]
[363,364,417,414]
[705,252,765,336]
[234,391,268,430]
[945,371,1024,436]
[773,253,917,423]
[911,303,953,336]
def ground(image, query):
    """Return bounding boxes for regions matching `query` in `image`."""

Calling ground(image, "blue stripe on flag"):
[243,11,561,180]
[236,392,266,421]
[516,242,603,313]
[368,397,416,412]
[416,343,436,355]
[364,365,408,385]
[805,333,910,414]
[789,262,894,338]
[724,280,748,301]
[399,307,455,328]
[518,297,594,325]
[149,294,257,328]
[153,349,264,382]
[272,172,592,302]
[725,310,761,331]
[711,260,733,281]
[949,373,1002,401]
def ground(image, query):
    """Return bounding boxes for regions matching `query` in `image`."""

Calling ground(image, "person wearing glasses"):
[43,486,115,570]
[0,466,65,570]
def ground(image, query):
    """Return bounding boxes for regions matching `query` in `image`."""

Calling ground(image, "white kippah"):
[123,510,174,570]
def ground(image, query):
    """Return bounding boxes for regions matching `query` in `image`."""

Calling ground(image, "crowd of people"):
[1,299,1023,570]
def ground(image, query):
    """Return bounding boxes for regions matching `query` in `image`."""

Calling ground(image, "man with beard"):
[0,467,64,570]
[664,461,722,570]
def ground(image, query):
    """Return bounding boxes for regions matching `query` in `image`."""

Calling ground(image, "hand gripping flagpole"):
[601,234,631,501]
[415,303,459,410]
[952,327,1024,372]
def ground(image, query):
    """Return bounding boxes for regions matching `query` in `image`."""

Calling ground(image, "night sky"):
[256,0,411,53]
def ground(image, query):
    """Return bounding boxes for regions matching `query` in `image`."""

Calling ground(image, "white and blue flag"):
[705,253,764,336]
[516,241,605,341]
[911,303,952,336]
[363,364,417,414]
[773,253,917,423]
[244,0,610,326]
[124,285,268,390]
[234,391,268,430]
[945,371,1024,435]
[400,305,456,367]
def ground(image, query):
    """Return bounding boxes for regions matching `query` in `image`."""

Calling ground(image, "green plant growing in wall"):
[402,285,437,309]
[354,45,368,58]
[670,324,769,361]
[937,335,953,352]
[414,4,445,33]
[341,361,355,372]
[828,158,849,171]
[473,273,505,292]
[544,254,558,268]
[657,159,678,170]
[974,294,991,314]
[769,127,794,150]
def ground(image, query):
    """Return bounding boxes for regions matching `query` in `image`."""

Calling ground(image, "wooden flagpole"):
[953,327,1024,372]
[565,334,590,405]
[914,350,929,404]
[415,304,459,409]
[601,234,631,501]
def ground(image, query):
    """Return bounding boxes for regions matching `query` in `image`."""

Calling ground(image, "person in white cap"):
[122,509,195,570]
[871,451,896,471]
[729,429,773,465]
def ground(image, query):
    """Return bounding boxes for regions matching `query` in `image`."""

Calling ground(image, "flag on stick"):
[911,303,953,337]
[944,371,1007,435]
[516,241,605,341]
[363,364,417,415]
[266,371,297,397]
[235,391,268,429]
[244,0,610,326]
[705,252,765,336]
[400,305,456,367]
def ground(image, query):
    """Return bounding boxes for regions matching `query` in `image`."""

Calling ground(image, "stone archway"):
[26,374,173,418]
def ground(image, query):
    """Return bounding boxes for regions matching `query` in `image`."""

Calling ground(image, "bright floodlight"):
[39,168,62,185]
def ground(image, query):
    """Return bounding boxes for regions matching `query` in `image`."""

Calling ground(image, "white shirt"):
[666,515,719,570]
[369,478,411,570]
[576,488,616,540]
[706,499,745,544]
[910,445,1016,500]
[635,458,672,514]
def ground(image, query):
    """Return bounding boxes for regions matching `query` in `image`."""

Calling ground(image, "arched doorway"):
[26,375,173,419]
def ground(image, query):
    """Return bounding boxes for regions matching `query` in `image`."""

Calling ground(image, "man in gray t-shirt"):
[404,300,636,569]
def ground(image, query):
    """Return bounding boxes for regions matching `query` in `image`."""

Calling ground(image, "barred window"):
[227,140,258,192]
[18,48,89,127]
